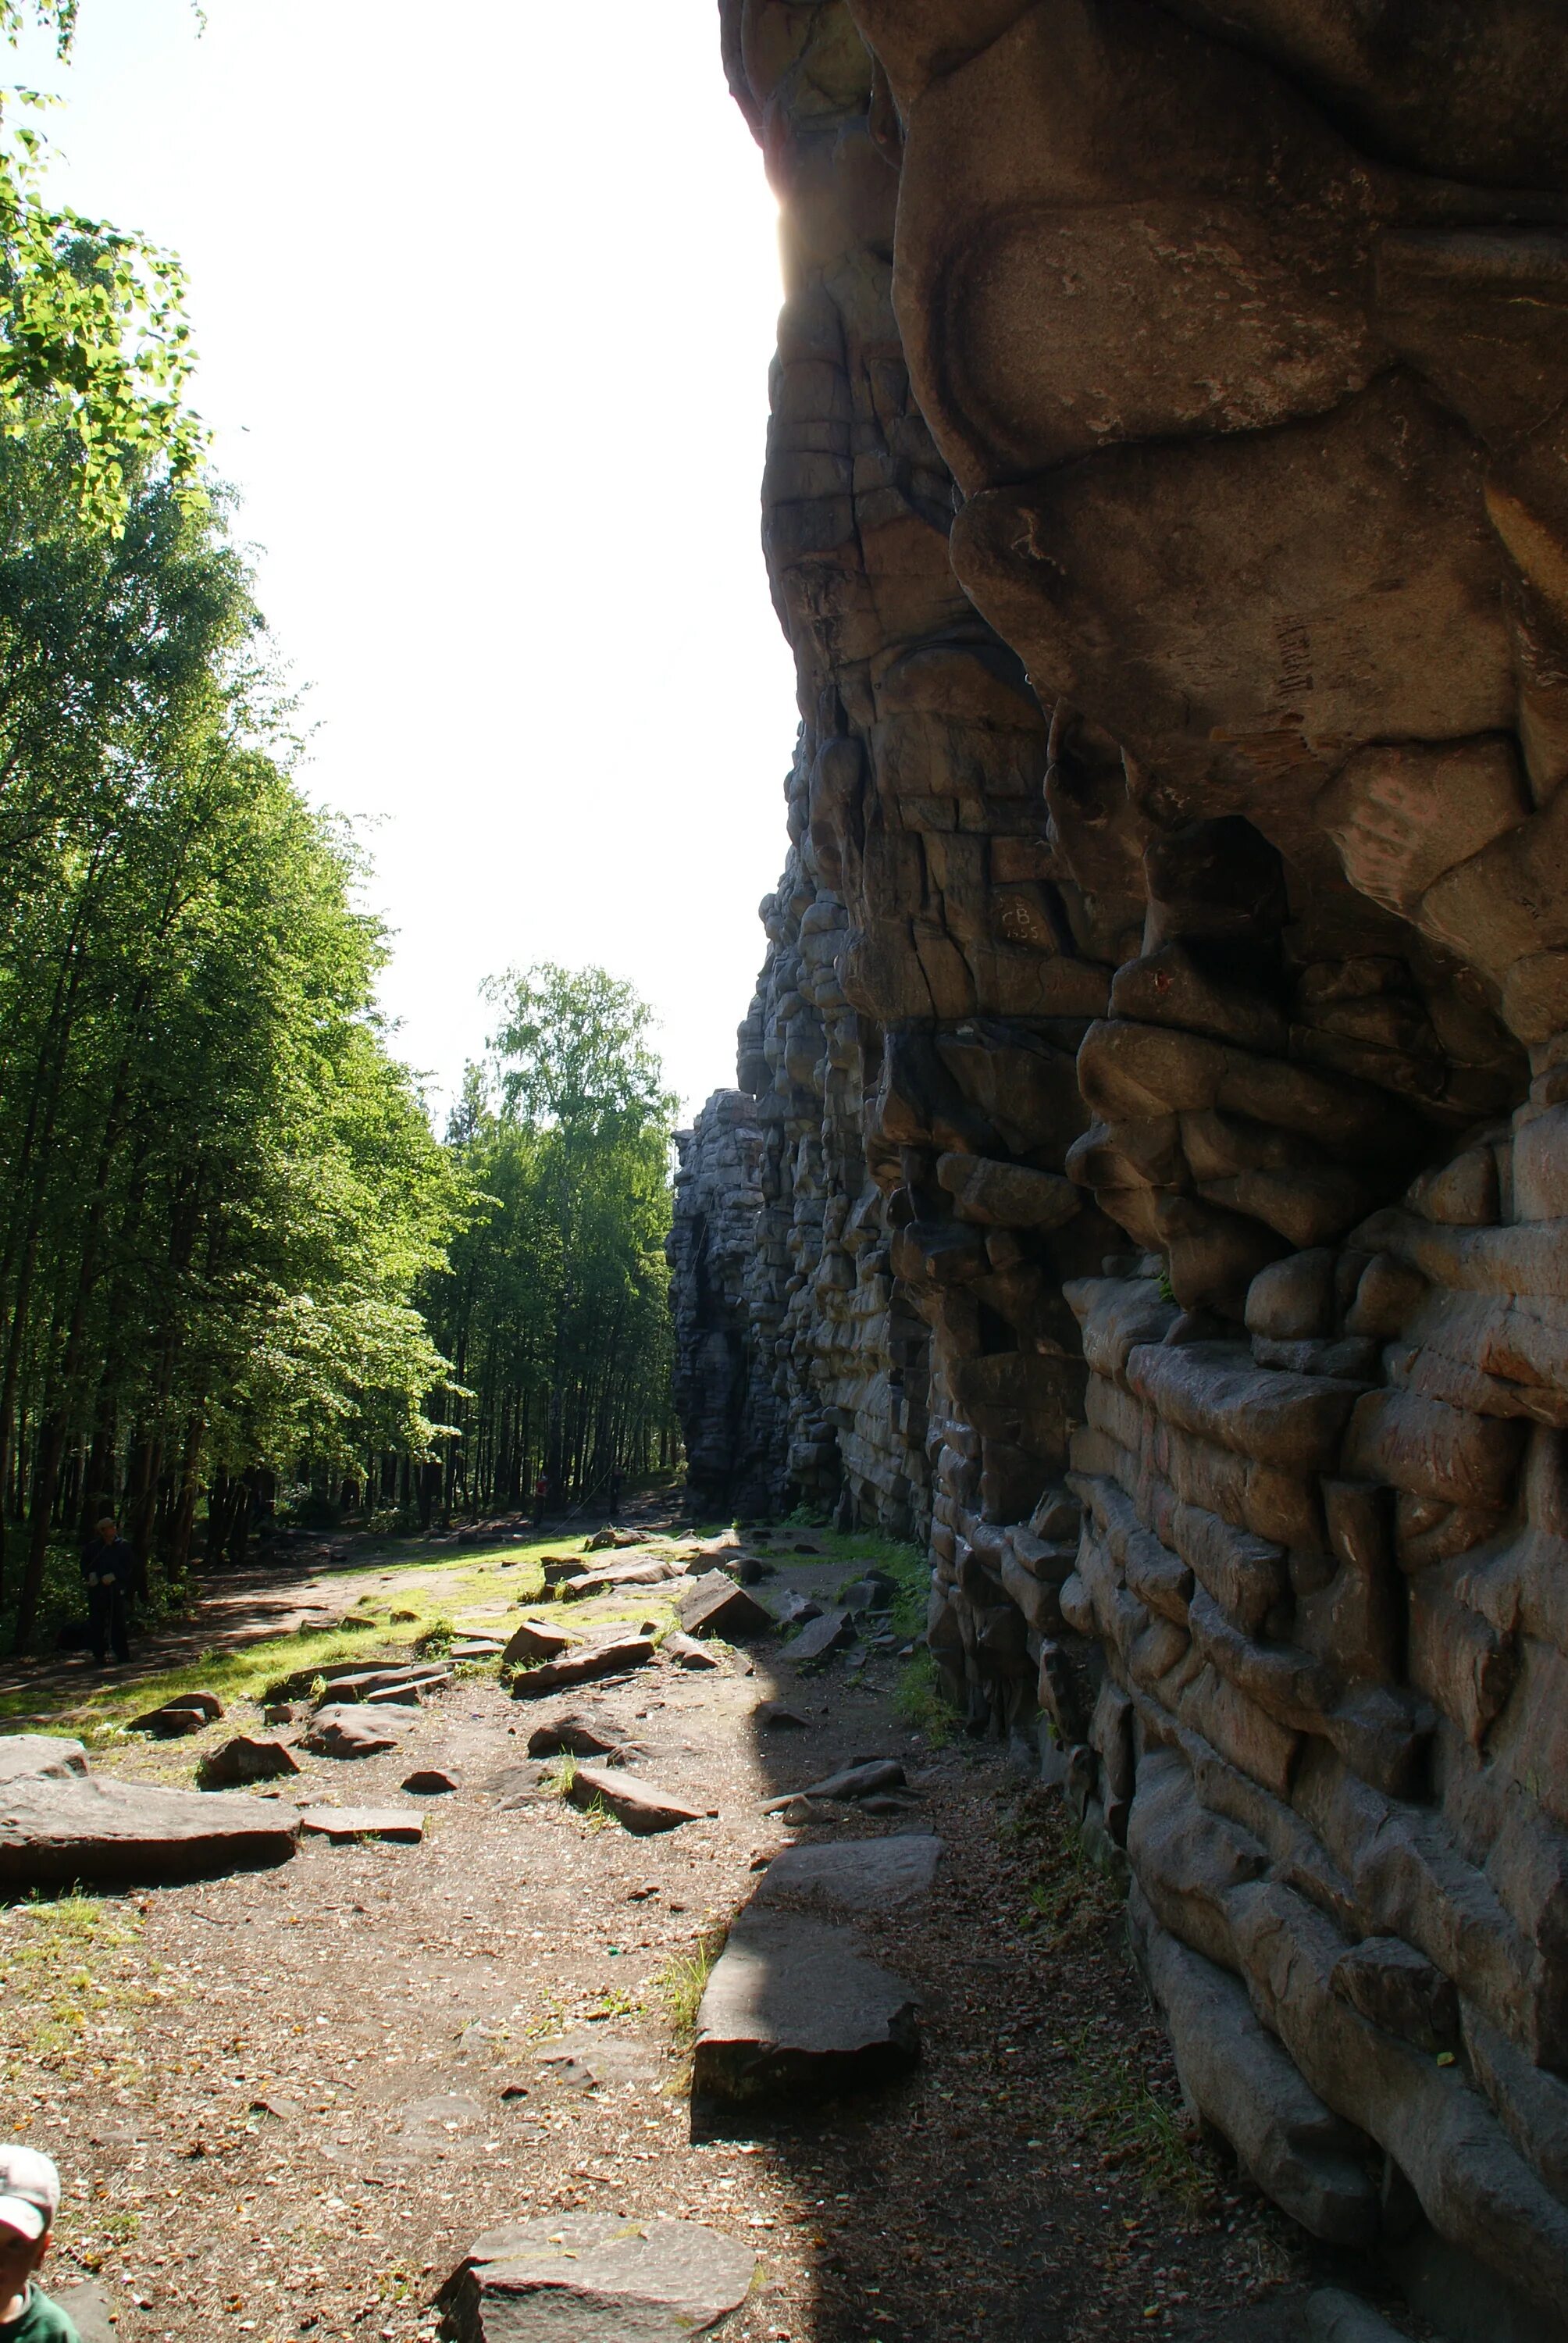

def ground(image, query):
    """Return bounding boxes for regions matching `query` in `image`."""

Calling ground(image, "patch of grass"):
[654,1921,727,2044]
[1059,2020,1204,2204]
[543,1753,578,1797]
[893,1646,958,1745]
[0,1894,146,2069]
[1017,1797,1123,1949]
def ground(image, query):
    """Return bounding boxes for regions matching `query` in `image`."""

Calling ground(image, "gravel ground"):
[2,1535,1426,2343]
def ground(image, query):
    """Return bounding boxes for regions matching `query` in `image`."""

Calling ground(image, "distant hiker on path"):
[0,2144,80,2339]
[533,1471,548,1526]
[80,1515,134,1667]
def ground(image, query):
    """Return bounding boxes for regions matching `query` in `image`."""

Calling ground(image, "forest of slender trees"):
[0,427,682,1639]
[0,2,682,1649]
[419,965,679,1526]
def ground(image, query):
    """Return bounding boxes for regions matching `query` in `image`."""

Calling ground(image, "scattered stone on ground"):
[364,1671,450,1704]
[0,1773,298,1887]
[524,1712,628,1759]
[0,1513,1377,2342]
[768,1589,821,1631]
[679,1572,772,1642]
[782,1608,853,1667]
[451,1639,504,1661]
[509,1633,654,1697]
[501,1619,573,1665]
[838,1571,896,1614]
[750,1833,942,1913]
[298,1806,425,1844]
[0,1735,87,1782]
[563,1555,687,1598]
[440,2213,757,2341]
[198,1735,301,1788]
[1307,2291,1414,2342]
[762,1758,904,1811]
[693,1908,920,2104]
[304,1704,413,1757]
[401,1767,458,1795]
[131,1698,217,1739]
[665,1632,721,1670]
[568,1761,712,1835]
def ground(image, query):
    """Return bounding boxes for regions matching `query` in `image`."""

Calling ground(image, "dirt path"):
[2,1532,1419,2343]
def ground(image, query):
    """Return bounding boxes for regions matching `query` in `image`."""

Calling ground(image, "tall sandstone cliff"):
[670,5,1568,2329]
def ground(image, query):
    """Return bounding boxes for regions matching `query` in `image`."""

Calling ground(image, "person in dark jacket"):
[80,1517,134,1666]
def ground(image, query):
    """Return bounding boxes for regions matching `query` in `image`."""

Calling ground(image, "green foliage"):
[0,420,461,1641]
[425,964,678,1519]
[893,1646,957,1744]
[1058,2020,1204,2203]
[654,1921,726,2043]
[0,7,206,533]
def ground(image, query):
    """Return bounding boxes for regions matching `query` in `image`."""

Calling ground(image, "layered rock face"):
[668,1,1568,2325]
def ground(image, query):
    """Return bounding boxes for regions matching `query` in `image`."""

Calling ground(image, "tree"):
[0,416,462,1645]
[0,3,205,532]
[425,967,679,1523]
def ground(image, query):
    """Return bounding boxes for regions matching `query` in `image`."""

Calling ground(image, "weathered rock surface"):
[568,1764,711,1835]
[0,1777,298,1886]
[440,2214,755,2342]
[677,1573,772,1641]
[0,1735,87,1782]
[298,1806,423,1845]
[783,1609,854,1667]
[761,1759,904,1813]
[525,1714,629,1760]
[199,1735,300,1788]
[693,1910,919,2102]
[751,1835,942,1913]
[508,1635,654,1698]
[303,1705,411,1758]
[662,0,1568,2323]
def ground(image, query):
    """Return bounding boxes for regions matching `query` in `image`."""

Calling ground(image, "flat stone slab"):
[315,1664,449,1704]
[0,1776,298,1888]
[303,1705,412,1757]
[569,1763,711,1834]
[561,1556,686,1598]
[0,1735,87,1784]
[1305,2291,1414,2343]
[298,1806,424,1843]
[693,1909,918,2102]
[510,1635,654,1698]
[751,1834,942,1913]
[761,1758,904,1813]
[784,1607,854,1666]
[451,1639,504,1661]
[440,2213,755,2341]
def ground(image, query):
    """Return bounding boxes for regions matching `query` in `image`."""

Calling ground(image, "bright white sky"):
[11,0,797,1122]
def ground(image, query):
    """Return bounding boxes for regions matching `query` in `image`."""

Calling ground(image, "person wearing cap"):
[0,2144,80,2339]
[79,1518,134,1668]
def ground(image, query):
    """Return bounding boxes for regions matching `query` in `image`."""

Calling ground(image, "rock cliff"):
[669,4,1568,2329]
